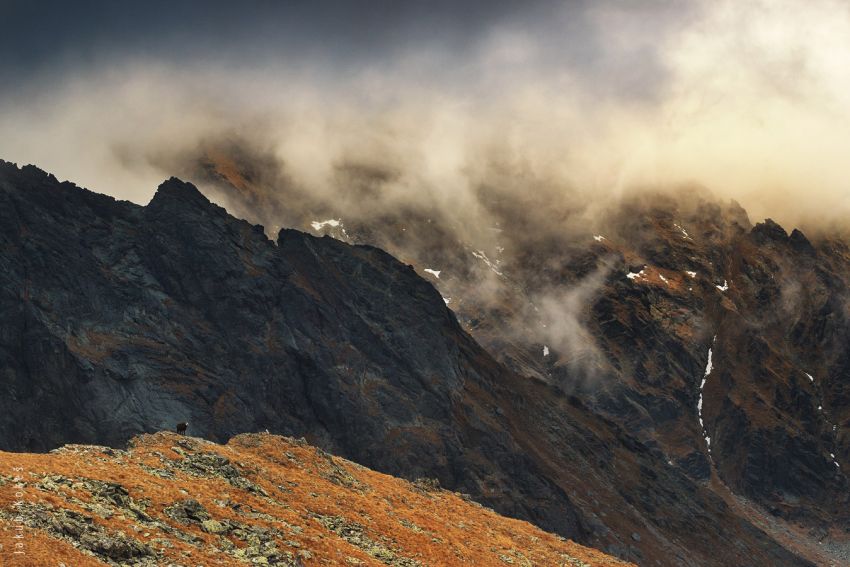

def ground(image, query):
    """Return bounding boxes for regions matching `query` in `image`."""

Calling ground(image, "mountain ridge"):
[0,159,830,565]
[188,148,850,531]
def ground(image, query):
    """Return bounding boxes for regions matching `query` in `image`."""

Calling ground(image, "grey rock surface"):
[0,161,817,566]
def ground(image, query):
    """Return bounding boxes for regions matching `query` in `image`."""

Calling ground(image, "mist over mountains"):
[2,1,850,565]
[4,0,850,230]
[4,2,850,372]
[3,160,848,565]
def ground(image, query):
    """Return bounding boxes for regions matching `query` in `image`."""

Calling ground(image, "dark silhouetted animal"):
[176,422,188,435]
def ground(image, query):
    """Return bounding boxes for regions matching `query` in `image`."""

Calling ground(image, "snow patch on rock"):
[311,219,341,230]
[698,337,716,456]
[472,250,504,277]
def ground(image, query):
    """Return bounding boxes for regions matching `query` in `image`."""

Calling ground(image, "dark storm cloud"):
[1,1,536,78]
[0,0,695,102]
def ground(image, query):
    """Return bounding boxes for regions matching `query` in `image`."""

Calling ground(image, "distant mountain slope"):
[0,432,634,566]
[0,161,815,565]
[189,147,850,559]
[454,195,850,530]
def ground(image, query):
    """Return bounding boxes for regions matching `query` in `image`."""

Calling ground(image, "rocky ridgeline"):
[0,432,631,566]
[0,161,828,565]
[196,143,849,534]
[196,153,850,563]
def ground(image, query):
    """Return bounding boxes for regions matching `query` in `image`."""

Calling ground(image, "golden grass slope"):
[0,432,632,566]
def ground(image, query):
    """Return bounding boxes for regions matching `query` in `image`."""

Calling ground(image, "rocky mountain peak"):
[147,176,222,216]
[751,217,790,243]
[789,227,816,254]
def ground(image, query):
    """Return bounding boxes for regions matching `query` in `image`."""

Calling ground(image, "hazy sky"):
[2,0,850,227]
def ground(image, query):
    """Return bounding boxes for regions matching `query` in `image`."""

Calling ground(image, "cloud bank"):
[2,0,850,233]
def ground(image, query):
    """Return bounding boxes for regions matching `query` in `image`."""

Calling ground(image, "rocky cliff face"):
[0,432,633,566]
[192,149,850,555]
[465,196,850,528]
[0,161,835,565]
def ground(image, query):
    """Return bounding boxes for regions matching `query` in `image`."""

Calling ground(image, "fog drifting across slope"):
[2,0,850,370]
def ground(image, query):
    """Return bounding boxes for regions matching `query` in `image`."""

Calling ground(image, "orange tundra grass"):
[0,432,632,566]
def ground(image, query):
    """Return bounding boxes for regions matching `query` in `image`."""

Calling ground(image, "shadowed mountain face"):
[0,161,832,565]
[470,200,850,528]
[188,147,850,533]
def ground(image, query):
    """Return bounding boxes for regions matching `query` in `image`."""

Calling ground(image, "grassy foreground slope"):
[0,432,631,566]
